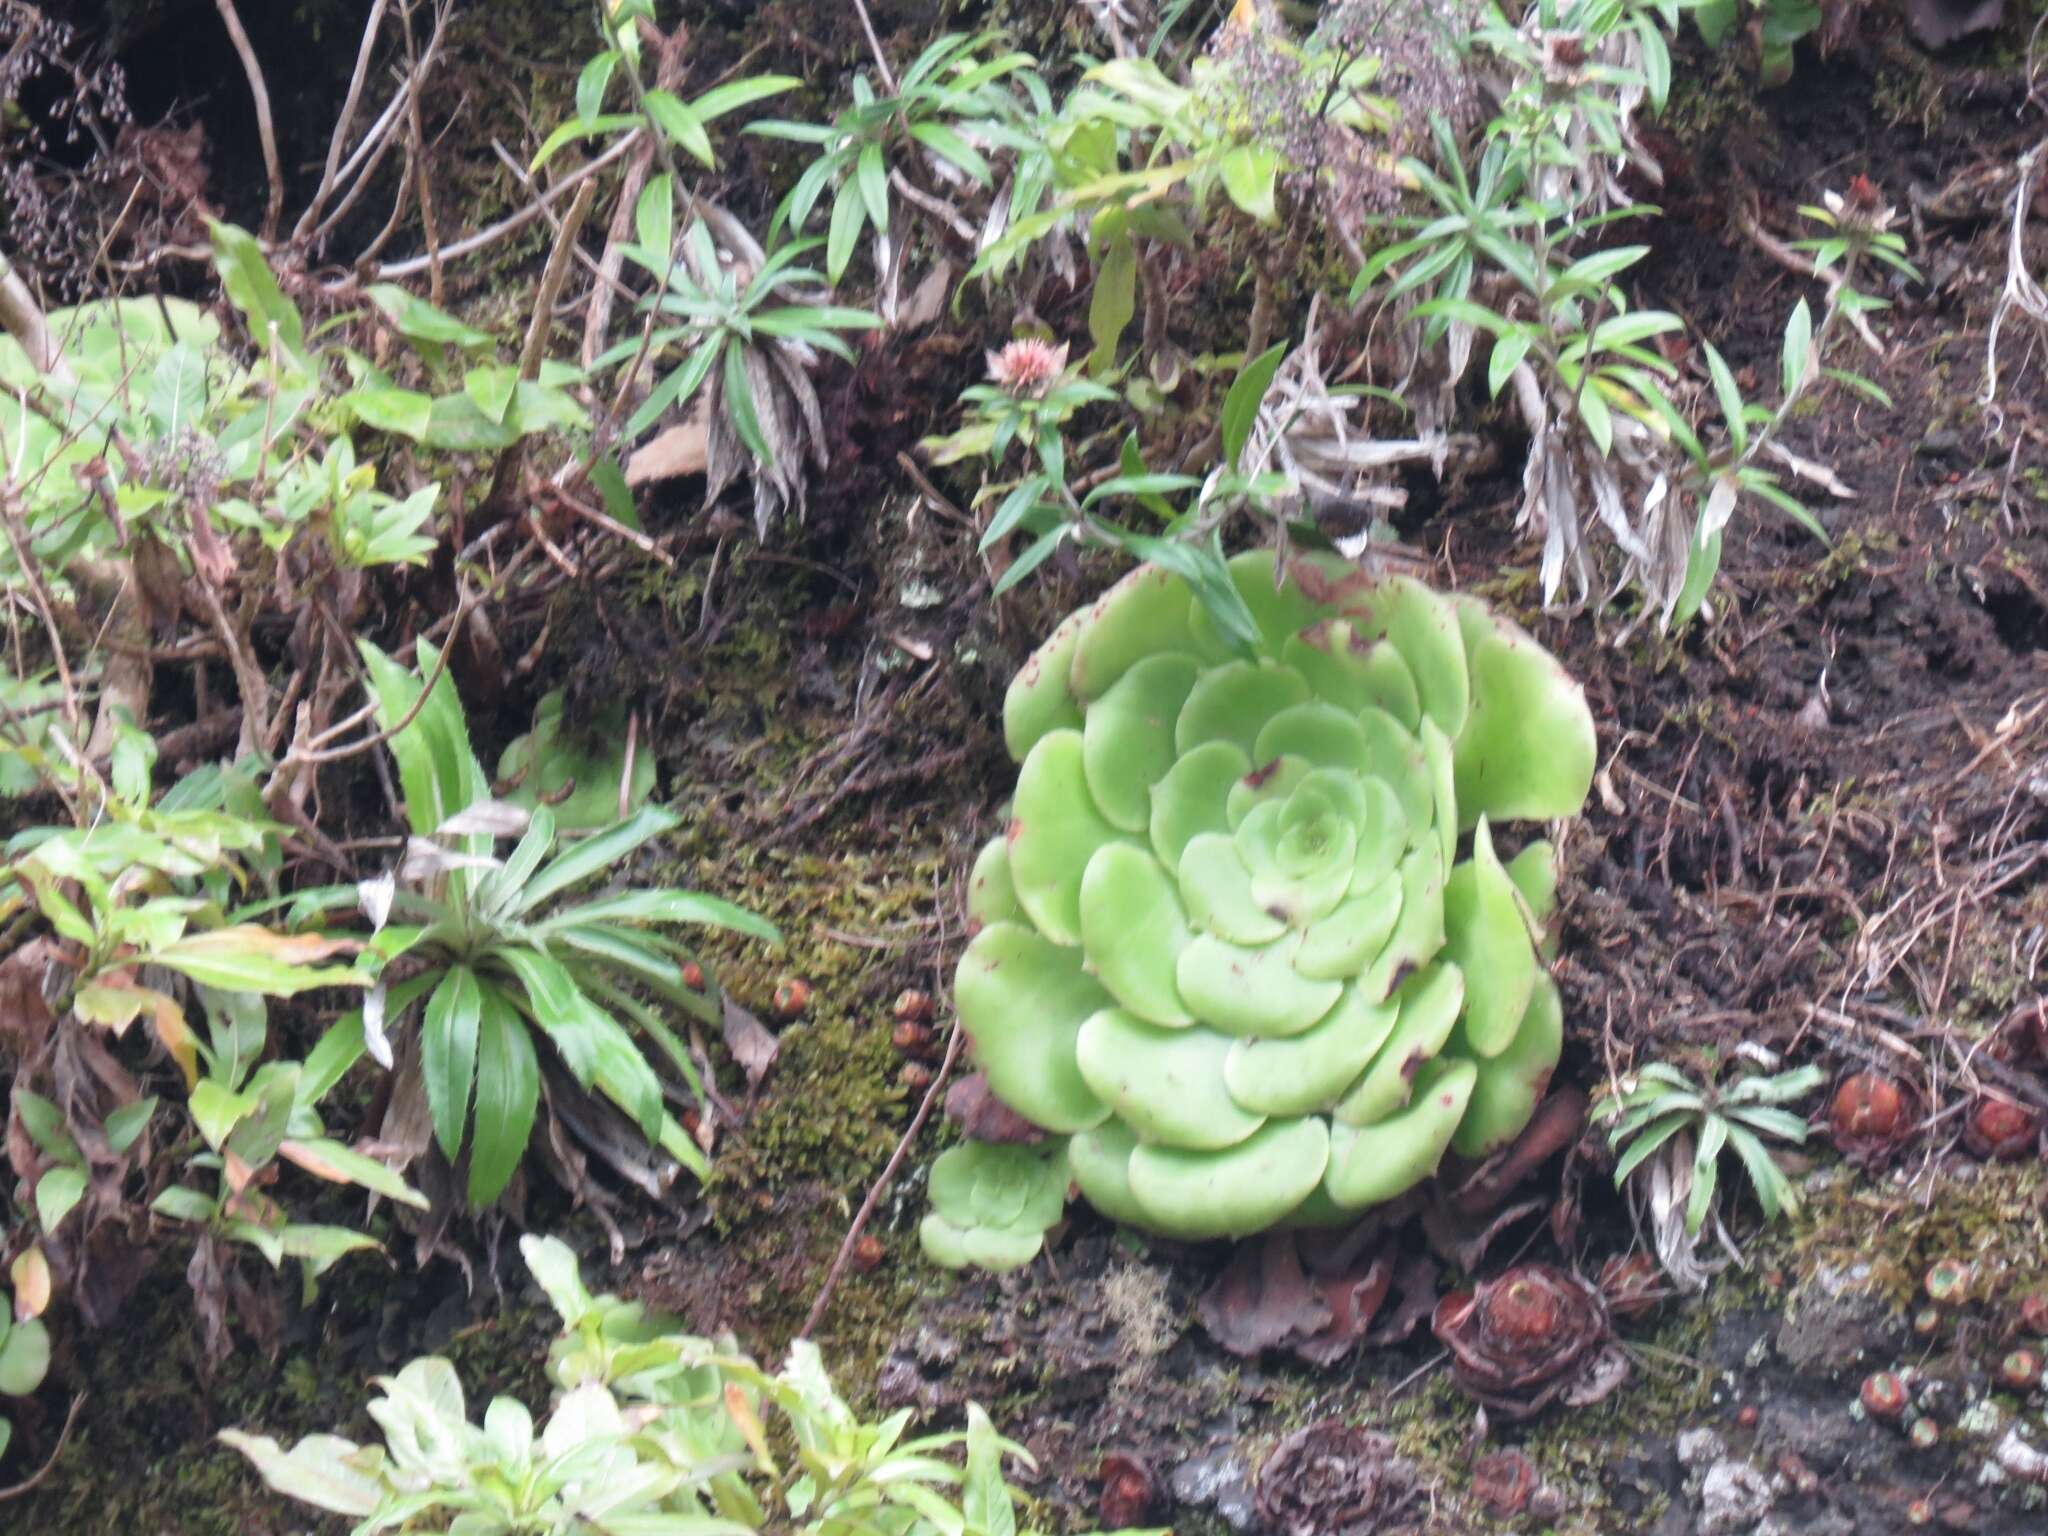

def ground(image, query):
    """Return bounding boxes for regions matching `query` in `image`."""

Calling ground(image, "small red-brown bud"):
[1963,1096,2042,1160]
[2021,1293,2048,1334]
[1736,1403,1759,1429]
[1908,1416,1939,1450]
[1775,1452,1818,1494]
[900,1062,934,1092]
[1487,1272,1566,1342]
[681,961,705,989]
[1861,1371,1909,1420]
[1906,1498,1934,1526]
[892,989,935,1025]
[772,977,812,1018]
[1097,1453,1161,1529]
[1829,1072,1914,1162]
[1925,1260,1972,1304]
[850,1234,885,1273]
[892,1019,934,1055]
[2000,1349,2043,1391]
[1914,1306,1942,1337]
[1471,1449,1539,1517]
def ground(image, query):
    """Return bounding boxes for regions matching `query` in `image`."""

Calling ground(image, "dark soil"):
[7,6,2048,1536]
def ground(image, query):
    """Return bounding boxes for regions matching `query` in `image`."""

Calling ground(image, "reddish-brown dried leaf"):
[0,938,63,1057]
[1365,1254,1442,1348]
[1297,1257,1394,1367]
[721,995,780,1091]
[1448,1087,1589,1217]
[1424,1196,1544,1274]
[1198,1232,1329,1359]
[944,1073,1046,1145]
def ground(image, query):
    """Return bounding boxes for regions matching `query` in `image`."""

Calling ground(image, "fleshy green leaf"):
[423,965,482,1161]
[468,983,540,1206]
[207,220,305,358]
[1221,343,1286,470]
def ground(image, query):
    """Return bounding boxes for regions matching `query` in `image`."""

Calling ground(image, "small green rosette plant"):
[919,1142,1070,1271]
[939,550,1595,1256]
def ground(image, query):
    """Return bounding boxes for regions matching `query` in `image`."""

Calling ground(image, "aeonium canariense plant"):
[928,550,1595,1264]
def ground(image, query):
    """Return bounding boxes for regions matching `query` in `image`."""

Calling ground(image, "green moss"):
[1791,1162,2048,1314]
[1801,527,1894,595]
[713,1002,914,1208]
[1871,56,1946,137]
[1665,49,1773,147]
[12,1263,554,1534]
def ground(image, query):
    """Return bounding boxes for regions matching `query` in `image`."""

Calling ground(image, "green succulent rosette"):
[954,550,1595,1243]
[919,1141,1071,1271]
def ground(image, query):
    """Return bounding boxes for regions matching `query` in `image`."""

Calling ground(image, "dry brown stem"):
[212,0,284,241]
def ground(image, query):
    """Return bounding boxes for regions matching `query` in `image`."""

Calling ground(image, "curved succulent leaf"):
[1453,973,1564,1159]
[1325,1057,1476,1208]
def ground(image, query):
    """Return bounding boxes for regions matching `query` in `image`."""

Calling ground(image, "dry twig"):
[1982,137,2048,415]
[212,0,285,241]
[398,0,446,304]
[798,1023,963,1340]
[294,0,394,243]
[0,1394,86,1503]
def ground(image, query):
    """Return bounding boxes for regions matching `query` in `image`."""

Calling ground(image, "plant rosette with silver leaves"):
[921,549,1596,1269]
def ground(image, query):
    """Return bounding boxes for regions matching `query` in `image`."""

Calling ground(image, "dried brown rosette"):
[1595,1252,1662,1321]
[1097,1452,1164,1530]
[1963,1095,2044,1161]
[1827,1071,1919,1167]
[1255,1422,1417,1536]
[1431,1263,1627,1419]
[1471,1449,1539,1517]
[2001,998,2048,1064]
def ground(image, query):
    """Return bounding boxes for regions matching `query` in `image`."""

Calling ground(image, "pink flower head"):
[1822,176,1899,236]
[985,338,1069,397]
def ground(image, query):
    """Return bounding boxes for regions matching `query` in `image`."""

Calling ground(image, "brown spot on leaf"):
[1285,557,1379,611]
